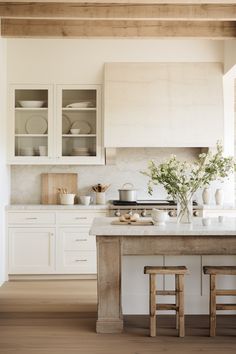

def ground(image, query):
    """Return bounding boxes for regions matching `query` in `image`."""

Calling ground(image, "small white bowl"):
[70,128,80,135]
[18,100,45,108]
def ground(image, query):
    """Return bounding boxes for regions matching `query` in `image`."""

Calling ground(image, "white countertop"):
[90,217,236,236]
[6,204,108,211]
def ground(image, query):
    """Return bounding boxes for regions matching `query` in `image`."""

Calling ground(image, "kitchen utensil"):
[39,145,47,156]
[151,209,168,225]
[70,128,80,134]
[18,100,45,108]
[20,147,34,156]
[62,114,71,134]
[111,220,154,226]
[71,120,91,134]
[96,192,106,205]
[80,195,91,206]
[66,102,94,108]
[118,183,138,202]
[25,115,48,134]
[41,173,78,204]
[59,193,75,205]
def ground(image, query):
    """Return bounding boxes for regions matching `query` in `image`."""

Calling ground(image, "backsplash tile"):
[11,148,202,204]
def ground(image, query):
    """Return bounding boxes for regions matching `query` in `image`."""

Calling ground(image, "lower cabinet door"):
[9,228,55,274]
[57,227,96,274]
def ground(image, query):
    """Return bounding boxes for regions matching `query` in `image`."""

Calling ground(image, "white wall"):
[224,40,236,74]
[0,39,10,285]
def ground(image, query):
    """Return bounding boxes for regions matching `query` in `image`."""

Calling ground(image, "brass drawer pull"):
[75,239,87,242]
[26,217,38,220]
[75,217,87,220]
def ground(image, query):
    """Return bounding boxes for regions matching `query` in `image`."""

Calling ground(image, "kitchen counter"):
[6,204,108,211]
[91,217,236,334]
[90,217,236,236]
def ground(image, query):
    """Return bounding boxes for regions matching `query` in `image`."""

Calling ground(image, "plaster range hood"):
[103,62,224,149]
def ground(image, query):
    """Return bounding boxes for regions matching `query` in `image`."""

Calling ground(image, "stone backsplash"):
[10,147,225,205]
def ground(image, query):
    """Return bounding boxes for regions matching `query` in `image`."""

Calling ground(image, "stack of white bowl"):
[71,147,90,156]
[20,147,34,156]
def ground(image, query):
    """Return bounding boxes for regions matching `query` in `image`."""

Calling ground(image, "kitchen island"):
[90,217,236,334]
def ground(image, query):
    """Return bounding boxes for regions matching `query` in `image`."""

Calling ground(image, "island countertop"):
[90,217,236,236]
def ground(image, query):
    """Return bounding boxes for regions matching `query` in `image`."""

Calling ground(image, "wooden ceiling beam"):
[0,3,236,21]
[2,18,236,39]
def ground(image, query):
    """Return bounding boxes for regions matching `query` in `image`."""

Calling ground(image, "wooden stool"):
[144,266,188,337]
[203,266,236,337]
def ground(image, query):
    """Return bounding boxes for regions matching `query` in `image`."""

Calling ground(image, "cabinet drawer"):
[57,212,106,225]
[8,212,55,225]
[63,251,96,273]
[60,228,96,251]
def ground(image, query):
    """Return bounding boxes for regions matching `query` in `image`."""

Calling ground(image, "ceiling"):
[0,1,236,38]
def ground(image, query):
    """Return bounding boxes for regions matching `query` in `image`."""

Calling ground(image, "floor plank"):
[0,281,236,354]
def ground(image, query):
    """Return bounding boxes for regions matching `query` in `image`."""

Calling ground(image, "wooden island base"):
[95,235,236,334]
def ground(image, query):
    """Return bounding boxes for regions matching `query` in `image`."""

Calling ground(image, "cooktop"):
[112,200,198,206]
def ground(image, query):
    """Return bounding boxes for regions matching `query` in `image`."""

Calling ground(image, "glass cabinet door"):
[11,86,52,161]
[57,85,103,163]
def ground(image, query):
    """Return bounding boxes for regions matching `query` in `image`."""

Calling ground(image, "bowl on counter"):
[18,100,45,108]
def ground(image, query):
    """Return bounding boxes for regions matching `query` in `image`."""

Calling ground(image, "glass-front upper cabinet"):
[56,85,103,164]
[9,85,53,163]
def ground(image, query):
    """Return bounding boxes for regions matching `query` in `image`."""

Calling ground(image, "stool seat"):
[144,265,188,337]
[144,266,188,275]
[203,266,236,275]
[203,265,236,336]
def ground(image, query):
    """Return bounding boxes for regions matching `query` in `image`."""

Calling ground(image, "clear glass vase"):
[177,194,193,224]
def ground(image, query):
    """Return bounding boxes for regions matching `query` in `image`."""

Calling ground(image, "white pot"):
[215,188,224,206]
[151,209,168,225]
[59,194,75,205]
[202,187,210,205]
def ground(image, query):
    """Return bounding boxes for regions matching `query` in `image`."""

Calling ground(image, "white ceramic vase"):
[215,188,224,206]
[202,187,210,205]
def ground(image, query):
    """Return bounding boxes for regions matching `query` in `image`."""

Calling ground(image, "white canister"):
[202,187,210,205]
[96,192,106,205]
[215,188,224,206]
[80,195,91,206]
[151,209,168,225]
[59,193,75,205]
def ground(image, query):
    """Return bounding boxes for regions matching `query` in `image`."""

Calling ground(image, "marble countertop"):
[90,217,236,236]
[6,204,108,211]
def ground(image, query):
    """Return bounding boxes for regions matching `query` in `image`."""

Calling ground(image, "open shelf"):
[62,134,96,137]
[62,108,96,111]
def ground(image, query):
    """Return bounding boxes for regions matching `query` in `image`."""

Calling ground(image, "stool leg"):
[178,274,185,337]
[149,274,156,337]
[175,274,179,330]
[209,274,216,337]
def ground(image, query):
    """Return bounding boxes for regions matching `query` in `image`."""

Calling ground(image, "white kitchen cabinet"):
[57,227,96,274]
[8,228,55,274]
[104,62,223,148]
[8,84,53,164]
[7,208,107,276]
[8,84,104,165]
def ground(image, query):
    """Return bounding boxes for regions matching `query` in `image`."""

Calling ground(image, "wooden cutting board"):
[111,220,154,226]
[41,173,78,204]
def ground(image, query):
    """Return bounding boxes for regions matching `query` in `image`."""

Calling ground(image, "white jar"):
[96,192,106,205]
[202,187,210,205]
[59,194,75,205]
[215,188,224,206]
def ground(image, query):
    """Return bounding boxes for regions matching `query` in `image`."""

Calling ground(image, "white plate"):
[25,115,48,134]
[71,121,91,134]
[66,102,94,108]
[62,114,71,134]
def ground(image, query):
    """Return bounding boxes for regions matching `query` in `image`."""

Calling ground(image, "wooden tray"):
[111,220,154,226]
[41,173,78,204]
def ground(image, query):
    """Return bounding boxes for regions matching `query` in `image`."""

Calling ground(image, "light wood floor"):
[0,280,236,354]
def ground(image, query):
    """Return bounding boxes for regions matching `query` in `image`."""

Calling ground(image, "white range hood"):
[104,62,224,148]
